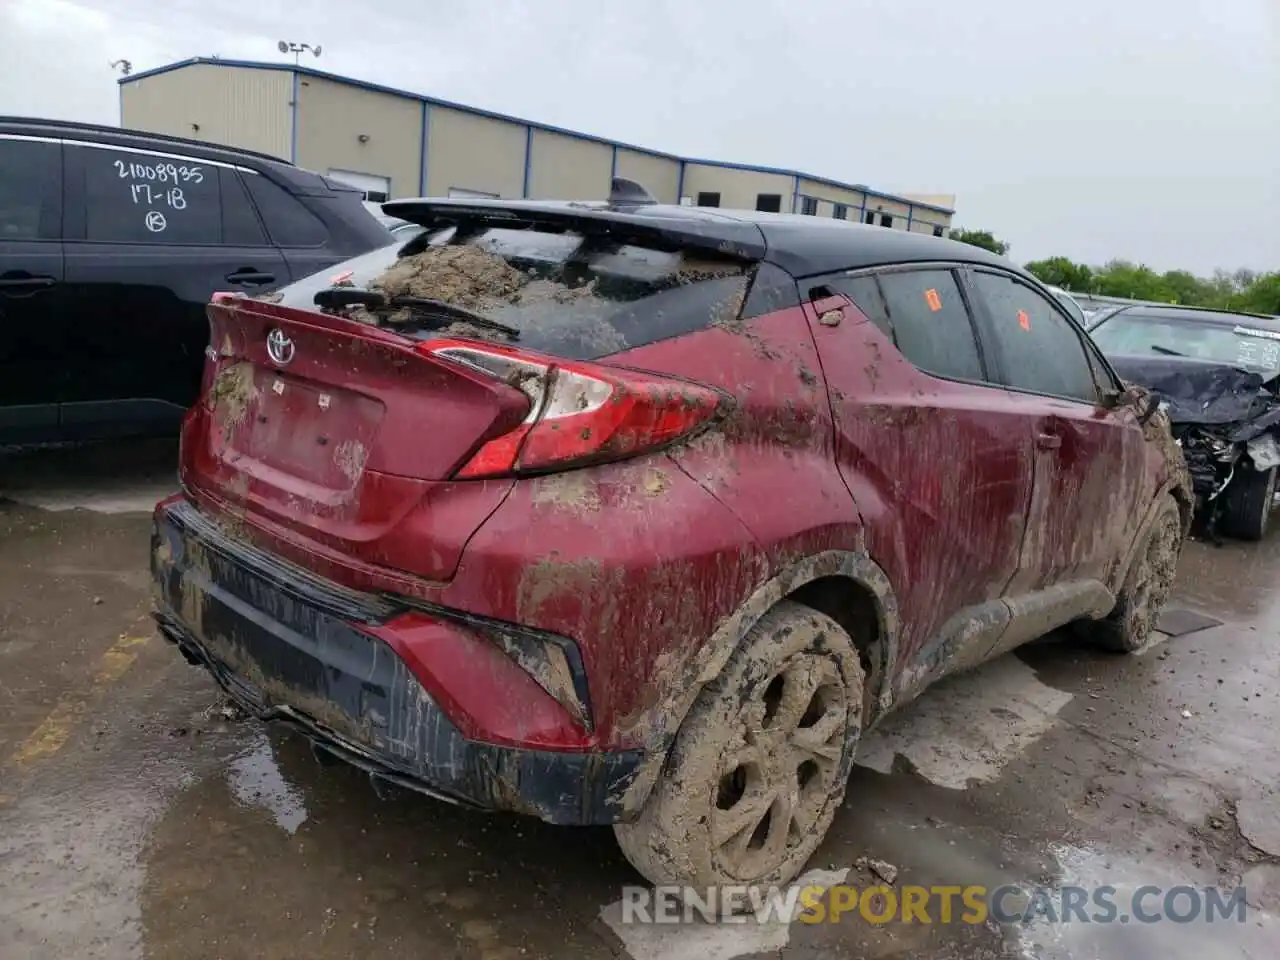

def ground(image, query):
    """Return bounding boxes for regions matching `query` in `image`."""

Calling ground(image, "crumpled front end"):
[1111,356,1280,536]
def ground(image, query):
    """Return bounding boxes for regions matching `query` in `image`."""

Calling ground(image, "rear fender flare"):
[618,549,900,818]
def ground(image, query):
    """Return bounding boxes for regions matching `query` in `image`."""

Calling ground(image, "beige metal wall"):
[120,63,292,160]
[909,219,946,235]
[797,178,868,219]
[527,130,611,200]
[862,196,912,221]
[294,75,423,198]
[425,107,526,198]
[121,62,958,224]
[682,163,794,211]
[615,149,680,203]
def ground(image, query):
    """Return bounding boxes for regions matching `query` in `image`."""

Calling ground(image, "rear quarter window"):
[245,174,328,247]
[273,227,752,360]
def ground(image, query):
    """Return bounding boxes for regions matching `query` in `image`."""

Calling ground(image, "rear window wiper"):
[313,288,519,339]
[1150,344,1187,358]
[387,296,521,339]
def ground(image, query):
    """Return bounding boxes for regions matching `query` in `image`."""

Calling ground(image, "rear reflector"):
[422,338,721,478]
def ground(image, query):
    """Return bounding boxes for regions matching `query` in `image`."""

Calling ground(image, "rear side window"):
[0,138,60,240]
[874,269,984,381]
[77,145,222,244]
[274,227,750,360]
[971,271,1100,403]
[245,174,328,247]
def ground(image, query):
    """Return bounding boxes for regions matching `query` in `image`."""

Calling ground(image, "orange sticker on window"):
[1017,309,1031,331]
[924,288,943,312]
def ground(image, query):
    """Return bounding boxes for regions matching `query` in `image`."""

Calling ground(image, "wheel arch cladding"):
[617,549,899,818]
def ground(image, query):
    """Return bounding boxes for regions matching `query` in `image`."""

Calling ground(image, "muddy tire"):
[1220,466,1276,542]
[614,600,864,892]
[1091,498,1183,653]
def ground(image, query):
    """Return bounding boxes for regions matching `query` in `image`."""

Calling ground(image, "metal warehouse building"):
[119,58,955,233]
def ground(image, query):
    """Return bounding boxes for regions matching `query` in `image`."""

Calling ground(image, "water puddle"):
[225,737,308,835]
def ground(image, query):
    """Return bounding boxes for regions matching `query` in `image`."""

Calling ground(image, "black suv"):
[0,118,390,444]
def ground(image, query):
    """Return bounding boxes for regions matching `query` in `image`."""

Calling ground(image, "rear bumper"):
[151,498,640,825]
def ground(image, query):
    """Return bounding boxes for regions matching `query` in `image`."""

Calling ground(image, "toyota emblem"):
[266,328,295,366]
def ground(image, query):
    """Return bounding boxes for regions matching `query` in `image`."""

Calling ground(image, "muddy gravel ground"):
[1,440,1277,960]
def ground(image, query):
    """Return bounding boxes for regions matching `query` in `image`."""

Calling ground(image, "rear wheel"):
[1091,498,1183,652]
[614,601,864,892]
[1220,465,1276,542]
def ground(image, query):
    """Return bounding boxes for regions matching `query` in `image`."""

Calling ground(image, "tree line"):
[947,229,1279,316]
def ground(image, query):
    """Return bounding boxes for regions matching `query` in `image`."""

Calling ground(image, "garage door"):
[327,169,391,202]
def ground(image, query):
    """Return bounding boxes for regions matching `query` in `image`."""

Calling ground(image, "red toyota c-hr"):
[152,182,1189,890]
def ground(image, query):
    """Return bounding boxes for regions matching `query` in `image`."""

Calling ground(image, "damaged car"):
[152,180,1191,895]
[1090,304,1280,541]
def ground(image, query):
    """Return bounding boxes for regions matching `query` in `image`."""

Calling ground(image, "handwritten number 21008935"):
[114,159,204,184]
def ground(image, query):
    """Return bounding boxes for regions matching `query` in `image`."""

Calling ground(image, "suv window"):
[971,271,1100,403]
[0,137,60,240]
[872,269,984,381]
[78,145,222,245]
[274,227,750,361]
[245,173,328,247]
[826,275,892,340]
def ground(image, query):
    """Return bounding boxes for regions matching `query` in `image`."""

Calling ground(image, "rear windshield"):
[1091,314,1280,377]
[271,226,750,360]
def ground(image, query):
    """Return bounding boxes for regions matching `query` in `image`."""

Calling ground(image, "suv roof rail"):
[0,116,295,168]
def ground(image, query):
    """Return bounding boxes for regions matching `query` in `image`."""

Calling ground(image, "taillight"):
[422,338,722,478]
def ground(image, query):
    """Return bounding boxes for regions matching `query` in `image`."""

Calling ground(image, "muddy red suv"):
[152,183,1189,891]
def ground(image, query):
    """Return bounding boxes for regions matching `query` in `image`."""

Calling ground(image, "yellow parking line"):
[6,632,151,767]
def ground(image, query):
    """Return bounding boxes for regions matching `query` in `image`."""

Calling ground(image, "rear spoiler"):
[381,194,767,263]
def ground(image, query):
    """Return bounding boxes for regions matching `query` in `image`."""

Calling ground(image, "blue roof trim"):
[121,58,955,216]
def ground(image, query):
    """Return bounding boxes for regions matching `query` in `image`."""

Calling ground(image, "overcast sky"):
[3,0,1276,273]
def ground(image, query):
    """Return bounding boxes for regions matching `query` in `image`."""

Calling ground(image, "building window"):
[800,196,818,216]
[879,213,894,228]
[864,210,876,225]
[756,193,782,213]
[696,192,721,208]
[933,225,945,238]
[833,204,848,220]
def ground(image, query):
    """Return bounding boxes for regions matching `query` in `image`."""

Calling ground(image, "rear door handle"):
[1036,432,1062,450]
[225,270,276,286]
